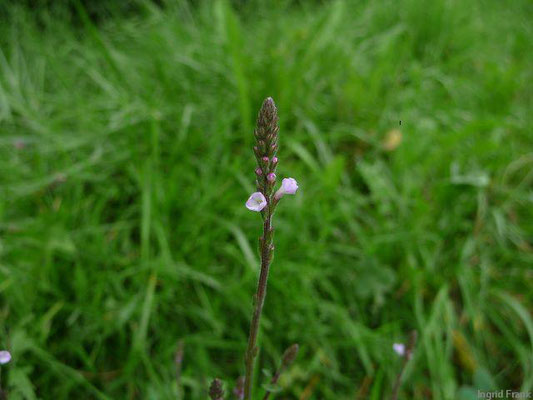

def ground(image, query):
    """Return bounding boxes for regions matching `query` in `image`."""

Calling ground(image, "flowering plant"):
[206,98,417,400]
[0,350,11,398]
[210,98,299,400]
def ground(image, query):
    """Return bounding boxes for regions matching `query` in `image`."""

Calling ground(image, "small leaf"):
[262,368,273,378]
[262,383,281,393]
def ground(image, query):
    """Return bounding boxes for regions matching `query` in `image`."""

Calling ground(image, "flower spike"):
[243,98,299,400]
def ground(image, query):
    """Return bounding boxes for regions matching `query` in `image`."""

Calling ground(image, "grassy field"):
[0,0,532,399]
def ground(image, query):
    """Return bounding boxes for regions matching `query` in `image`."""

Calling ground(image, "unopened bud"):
[267,173,276,183]
[282,344,299,366]
[255,168,263,176]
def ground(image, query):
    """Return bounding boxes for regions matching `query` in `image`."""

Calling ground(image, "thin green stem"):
[391,331,417,400]
[262,366,282,400]
[243,202,274,400]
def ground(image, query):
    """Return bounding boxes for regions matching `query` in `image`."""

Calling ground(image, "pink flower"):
[393,343,405,356]
[274,178,298,200]
[0,350,11,364]
[246,192,267,212]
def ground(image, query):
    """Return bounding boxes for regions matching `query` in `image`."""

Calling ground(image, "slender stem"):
[175,340,184,399]
[262,366,282,400]
[244,203,274,400]
[391,331,417,400]
[0,368,5,400]
[262,344,298,400]
[390,356,408,400]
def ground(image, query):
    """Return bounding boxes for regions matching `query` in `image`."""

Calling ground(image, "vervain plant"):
[209,98,300,400]
[206,99,418,400]
[391,331,418,400]
[0,350,11,400]
[242,98,299,400]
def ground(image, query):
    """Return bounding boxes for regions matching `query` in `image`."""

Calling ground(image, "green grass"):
[0,0,532,398]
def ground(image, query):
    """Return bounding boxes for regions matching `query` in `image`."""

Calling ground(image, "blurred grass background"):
[0,0,532,398]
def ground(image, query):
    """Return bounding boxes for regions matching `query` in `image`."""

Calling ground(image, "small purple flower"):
[255,168,263,176]
[246,192,267,212]
[267,173,276,183]
[393,343,405,357]
[274,177,298,200]
[0,350,11,364]
[233,376,245,400]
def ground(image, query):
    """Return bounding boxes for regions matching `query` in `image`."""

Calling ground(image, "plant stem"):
[175,340,184,399]
[244,202,274,400]
[391,331,417,400]
[262,370,281,400]
[262,360,283,400]
[263,344,298,400]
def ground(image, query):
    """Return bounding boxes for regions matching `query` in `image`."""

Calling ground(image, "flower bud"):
[282,344,299,366]
[261,156,270,171]
[267,173,276,183]
[209,378,224,400]
[255,168,263,176]
[274,177,298,200]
